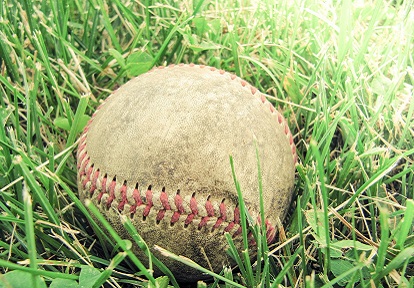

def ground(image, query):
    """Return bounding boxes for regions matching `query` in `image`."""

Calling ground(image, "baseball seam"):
[77,63,296,244]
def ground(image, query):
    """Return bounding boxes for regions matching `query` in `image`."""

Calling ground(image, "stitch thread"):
[77,64,297,244]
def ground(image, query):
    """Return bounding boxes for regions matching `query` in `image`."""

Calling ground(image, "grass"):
[0,0,413,287]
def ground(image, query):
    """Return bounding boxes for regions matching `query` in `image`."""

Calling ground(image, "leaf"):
[108,49,126,69]
[49,278,78,288]
[54,115,90,133]
[126,51,153,77]
[193,17,209,34]
[304,209,327,244]
[331,240,374,251]
[188,41,220,53]
[0,270,47,288]
[78,265,102,288]
[182,33,220,53]
[395,199,414,249]
[192,17,221,36]
[151,276,170,288]
[328,246,343,258]
[330,259,359,286]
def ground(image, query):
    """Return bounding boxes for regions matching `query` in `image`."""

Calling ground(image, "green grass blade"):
[85,199,156,285]
[374,206,390,284]
[154,245,245,288]
[22,182,38,288]
[0,259,78,281]
[372,247,414,283]
[15,156,60,227]
[91,252,127,288]
[121,215,180,288]
[271,246,302,287]
[66,94,89,148]
[310,139,330,274]
[395,199,414,250]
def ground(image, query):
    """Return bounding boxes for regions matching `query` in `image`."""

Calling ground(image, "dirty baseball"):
[77,64,297,282]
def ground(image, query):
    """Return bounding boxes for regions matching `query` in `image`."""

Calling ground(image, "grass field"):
[1,0,413,287]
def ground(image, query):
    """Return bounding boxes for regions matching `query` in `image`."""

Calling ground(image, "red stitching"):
[143,187,153,218]
[184,194,198,227]
[250,87,257,95]
[224,206,240,232]
[212,200,226,231]
[106,178,116,208]
[156,188,171,222]
[77,63,297,244]
[82,164,93,187]
[90,169,99,195]
[129,184,142,214]
[79,154,278,243]
[117,181,128,211]
[171,190,184,224]
[97,174,107,204]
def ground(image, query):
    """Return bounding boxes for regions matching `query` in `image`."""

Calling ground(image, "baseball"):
[77,64,297,282]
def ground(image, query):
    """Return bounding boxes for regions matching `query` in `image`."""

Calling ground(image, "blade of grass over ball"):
[254,143,267,243]
[229,156,255,285]
[121,215,179,287]
[121,215,153,269]
[254,142,271,286]
[229,156,249,252]
[154,245,245,288]
[224,233,247,278]
[85,200,156,284]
